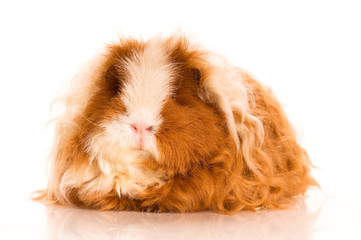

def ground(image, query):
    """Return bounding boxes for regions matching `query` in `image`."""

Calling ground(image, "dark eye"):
[191,68,201,84]
[105,65,122,96]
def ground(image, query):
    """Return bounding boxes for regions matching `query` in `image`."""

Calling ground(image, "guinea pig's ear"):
[191,67,201,85]
[104,65,121,96]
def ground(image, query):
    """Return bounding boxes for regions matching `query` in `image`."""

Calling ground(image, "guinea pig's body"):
[36,36,317,213]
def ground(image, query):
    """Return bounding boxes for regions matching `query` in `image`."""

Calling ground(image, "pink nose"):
[130,124,153,149]
[130,124,153,134]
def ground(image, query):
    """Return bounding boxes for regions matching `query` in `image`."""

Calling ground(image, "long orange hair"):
[34,36,317,213]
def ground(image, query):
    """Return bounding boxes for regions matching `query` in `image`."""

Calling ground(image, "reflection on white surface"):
[2,190,361,239]
[46,195,322,240]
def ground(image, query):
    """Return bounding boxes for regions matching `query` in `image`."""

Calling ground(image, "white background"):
[0,0,360,239]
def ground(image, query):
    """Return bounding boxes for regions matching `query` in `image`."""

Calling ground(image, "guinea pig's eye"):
[105,65,122,96]
[191,68,201,85]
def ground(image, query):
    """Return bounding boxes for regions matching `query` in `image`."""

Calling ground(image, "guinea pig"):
[35,35,318,213]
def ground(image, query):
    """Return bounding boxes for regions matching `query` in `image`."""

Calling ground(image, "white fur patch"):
[92,149,164,198]
[203,56,264,174]
[84,38,174,197]
[121,38,175,126]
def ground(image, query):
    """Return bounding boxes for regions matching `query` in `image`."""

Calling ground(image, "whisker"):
[177,119,202,129]
[79,113,104,128]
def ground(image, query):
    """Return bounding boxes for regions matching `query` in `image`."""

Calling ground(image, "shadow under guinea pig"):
[45,197,322,240]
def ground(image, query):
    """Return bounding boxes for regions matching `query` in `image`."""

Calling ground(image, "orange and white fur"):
[35,36,317,213]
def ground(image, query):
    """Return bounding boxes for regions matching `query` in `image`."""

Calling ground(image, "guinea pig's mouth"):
[118,147,157,162]
[128,148,152,156]
[131,146,148,151]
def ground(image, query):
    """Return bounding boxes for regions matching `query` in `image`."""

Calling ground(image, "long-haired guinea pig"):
[35,35,318,213]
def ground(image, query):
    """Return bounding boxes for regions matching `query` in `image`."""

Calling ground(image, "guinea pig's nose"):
[130,124,153,134]
[130,123,153,150]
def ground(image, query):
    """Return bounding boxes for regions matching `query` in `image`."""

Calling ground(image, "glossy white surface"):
[1,190,361,239]
[1,1,360,239]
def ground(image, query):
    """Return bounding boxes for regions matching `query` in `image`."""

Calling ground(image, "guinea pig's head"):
[79,37,234,182]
